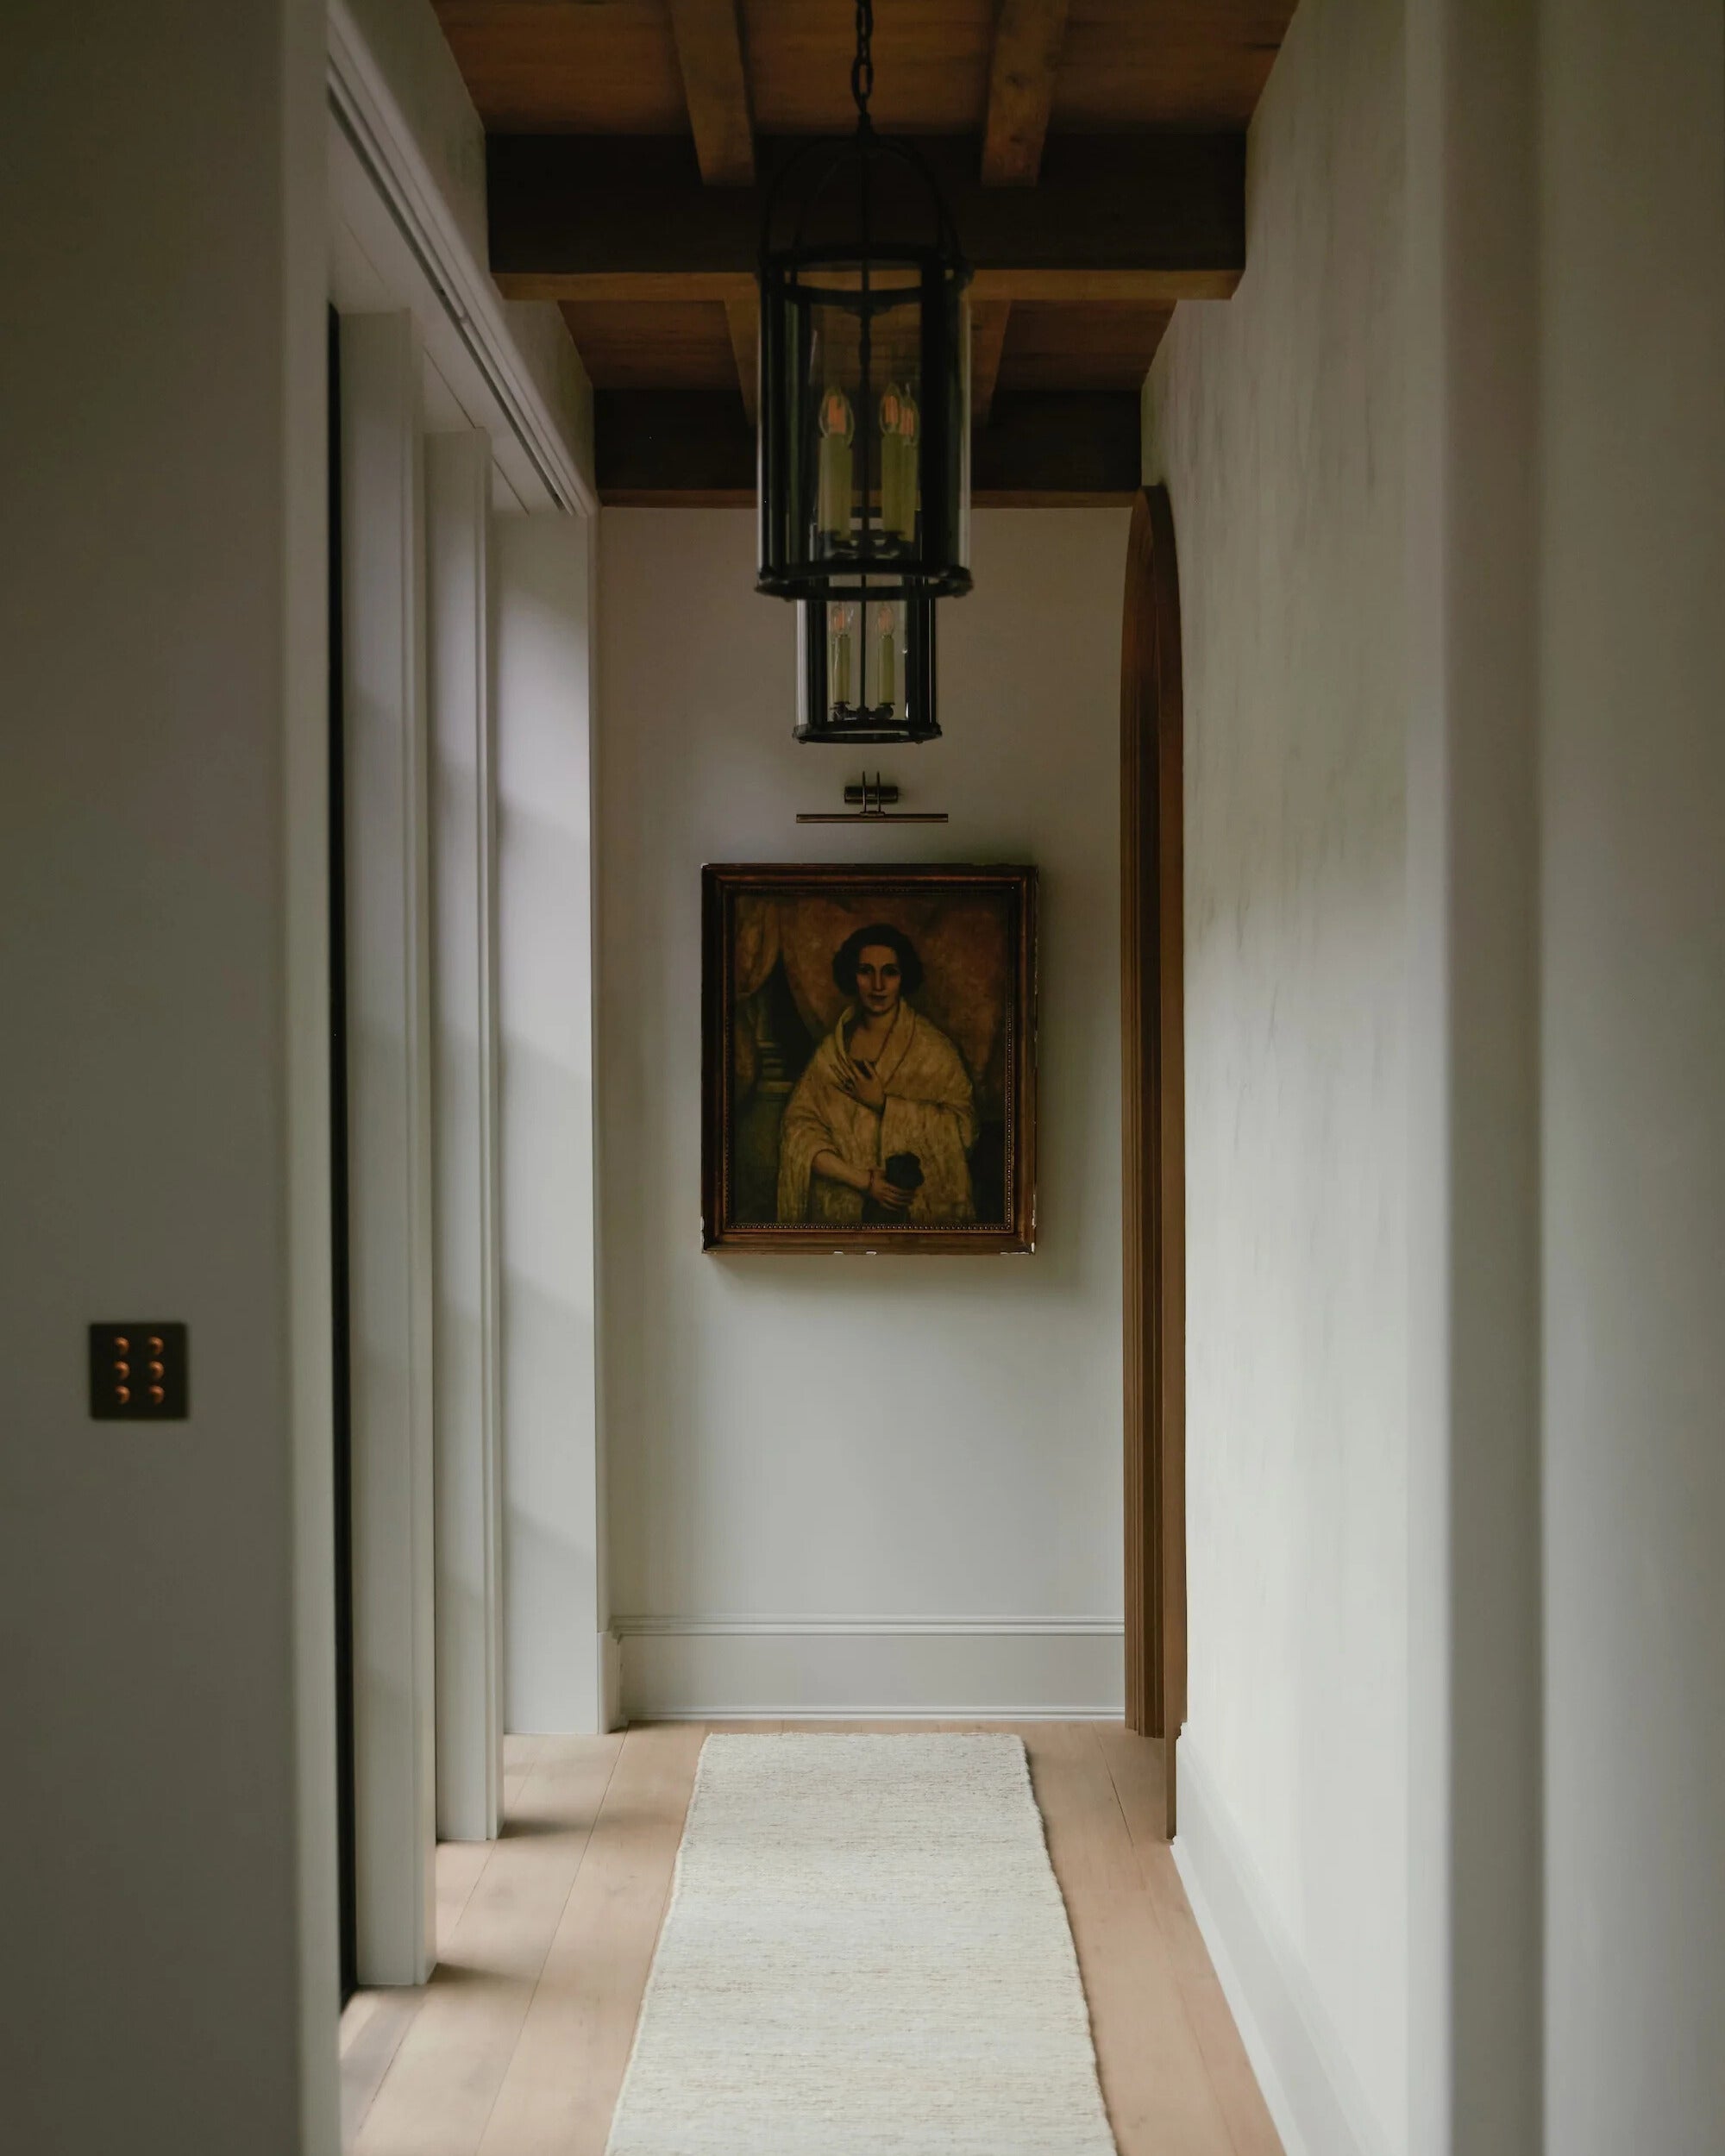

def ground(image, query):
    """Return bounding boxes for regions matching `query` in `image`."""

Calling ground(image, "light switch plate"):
[89,1323,189,1420]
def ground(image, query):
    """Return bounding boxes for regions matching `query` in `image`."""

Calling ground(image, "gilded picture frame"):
[701,863,1038,1253]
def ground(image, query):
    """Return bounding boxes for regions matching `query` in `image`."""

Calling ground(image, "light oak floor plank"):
[474,1722,708,2156]
[351,1736,624,2155]
[344,1720,1281,2156]
[435,1839,493,1950]
[1098,1727,1283,2156]
[1020,1721,1241,2155]
[341,1988,423,2147]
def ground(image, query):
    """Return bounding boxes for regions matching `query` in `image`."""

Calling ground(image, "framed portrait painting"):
[702,863,1038,1253]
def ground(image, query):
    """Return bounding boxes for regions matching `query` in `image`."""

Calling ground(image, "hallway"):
[7,0,1723,2150]
[342,1725,1280,2156]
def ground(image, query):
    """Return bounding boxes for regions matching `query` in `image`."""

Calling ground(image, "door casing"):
[1120,483,1188,1834]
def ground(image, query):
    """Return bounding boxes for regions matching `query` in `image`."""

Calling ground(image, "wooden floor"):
[341,1721,1282,2156]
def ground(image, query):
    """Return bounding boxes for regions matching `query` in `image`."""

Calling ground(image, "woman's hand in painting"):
[841,1057,888,1112]
[865,1167,914,1212]
[806,1148,912,1209]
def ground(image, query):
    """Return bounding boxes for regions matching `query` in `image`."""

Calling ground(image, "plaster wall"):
[1144,0,1409,2146]
[595,509,1129,1718]
[1402,0,1544,2144]
[0,0,336,2147]
[1538,1,1725,2147]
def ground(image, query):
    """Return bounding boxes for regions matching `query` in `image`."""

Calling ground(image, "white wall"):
[0,0,336,2149]
[495,511,608,1733]
[1152,1,1725,2152]
[596,508,1129,1719]
[1539,1,1725,2147]
[1144,0,1409,2149]
[1403,0,1544,2147]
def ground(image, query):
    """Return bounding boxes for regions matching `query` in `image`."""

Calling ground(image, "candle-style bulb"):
[875,602,898,709]
[817,386,855,543]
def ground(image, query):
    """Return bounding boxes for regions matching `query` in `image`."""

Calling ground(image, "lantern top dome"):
[760,128,971,284]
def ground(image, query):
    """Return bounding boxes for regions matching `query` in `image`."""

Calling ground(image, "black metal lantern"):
[797,593,938,744]
[757,0,973,605]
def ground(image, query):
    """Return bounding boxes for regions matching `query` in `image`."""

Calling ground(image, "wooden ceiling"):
[433,1,1297,501]
[436,2,1293,137]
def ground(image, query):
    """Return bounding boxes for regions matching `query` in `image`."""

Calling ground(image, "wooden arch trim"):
[1120,483,1186,1831]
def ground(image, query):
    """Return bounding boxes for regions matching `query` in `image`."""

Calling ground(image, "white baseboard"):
[612,1617,1124,1721]
[1174,1735,1389,2156]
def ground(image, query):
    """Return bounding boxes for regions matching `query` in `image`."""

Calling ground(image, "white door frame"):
[427,428,505,1842]
[339,307,437,1989]
[322,0,599,2003]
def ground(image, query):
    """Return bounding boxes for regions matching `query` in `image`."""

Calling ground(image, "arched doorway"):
[1120,483,1186,1833]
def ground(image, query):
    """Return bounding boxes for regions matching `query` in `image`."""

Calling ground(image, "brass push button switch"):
[89,1323,188,1420]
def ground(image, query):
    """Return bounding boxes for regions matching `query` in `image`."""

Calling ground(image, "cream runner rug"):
[605,1733,1119,2156]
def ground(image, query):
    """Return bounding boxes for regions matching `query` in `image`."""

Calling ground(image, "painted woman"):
[776,924,978,1225]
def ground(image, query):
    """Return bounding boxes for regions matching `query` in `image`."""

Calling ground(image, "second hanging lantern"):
[756,0,973,606]
[796,592,938,744]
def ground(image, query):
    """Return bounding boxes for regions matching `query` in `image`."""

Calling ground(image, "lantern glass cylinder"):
[758,138,972,604]
[797,587,938,744]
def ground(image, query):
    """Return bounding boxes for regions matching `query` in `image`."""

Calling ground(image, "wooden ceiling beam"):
[982,0,1071,185]
[668,0,755,186]
[522,266,1233,305]
[489,133,1245,302]
[592,388,1138,507]
[971,300,1013,425]
[724,294,758,423]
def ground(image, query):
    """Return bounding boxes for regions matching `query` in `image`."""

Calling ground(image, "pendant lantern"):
[756,0,973,608]
[797,593,938,745]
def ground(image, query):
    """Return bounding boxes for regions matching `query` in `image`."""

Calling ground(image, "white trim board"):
[340,310,437,1990]
[427,428,505,1844]
[616,1622,1125,1723]
[1172,1735,1389,2156]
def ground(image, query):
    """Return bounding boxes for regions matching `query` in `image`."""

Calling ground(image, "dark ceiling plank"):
[995,298,1174,392]
[971,300,1013,425]
[970,391,1139,501]
[433,0,1298,137]
[431,0,689,135]
[489,133,1245,302]
[593,387,1138,505]
[740,0,994,135]
[982,0,1071,185]
[668,0,756,185]
[1051,1,1297,133]
[595,390,754,502]
[558,299,737,390]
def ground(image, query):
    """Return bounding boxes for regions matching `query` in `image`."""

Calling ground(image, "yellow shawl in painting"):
[777,1001,979,1225]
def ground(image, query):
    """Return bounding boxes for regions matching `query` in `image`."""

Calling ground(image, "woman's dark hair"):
[832,922,925,999]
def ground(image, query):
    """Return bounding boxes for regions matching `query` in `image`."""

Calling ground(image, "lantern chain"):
[851,0,875,133]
